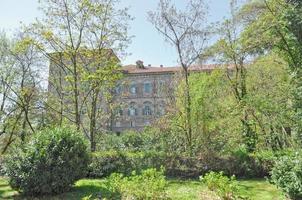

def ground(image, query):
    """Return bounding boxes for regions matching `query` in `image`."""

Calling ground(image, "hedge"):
[87,150,276,178]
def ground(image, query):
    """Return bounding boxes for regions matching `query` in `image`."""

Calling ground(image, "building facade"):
[111,62,219,132]
[111,63,176,133]
[48,54,218,133]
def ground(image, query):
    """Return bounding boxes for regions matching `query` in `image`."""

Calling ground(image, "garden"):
[0,128,297,200]
[0,177,285,200]
[1,0,302,199]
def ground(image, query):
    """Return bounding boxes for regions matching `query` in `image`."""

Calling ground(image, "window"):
[130,83,137,94]
[115,85,123,94]
[143,102,152,116]
[114,106,123,116]
[116,121,121,127]
[144,82,152,93]
[130,121,135,127]
[118,108,123,116]
[158,104,165,116]
[158,81,165,93]
[128,103,138,116]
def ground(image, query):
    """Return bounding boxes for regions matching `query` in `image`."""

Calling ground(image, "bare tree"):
[148,0,210,153]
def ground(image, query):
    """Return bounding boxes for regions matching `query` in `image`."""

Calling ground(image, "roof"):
[122,64,229,74]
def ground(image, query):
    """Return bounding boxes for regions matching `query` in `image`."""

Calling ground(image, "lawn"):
[0,177,285,200]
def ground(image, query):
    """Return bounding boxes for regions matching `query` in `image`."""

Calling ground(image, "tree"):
[183,70,240,155]
[238,0,302,145]
[0,32,44,153]
[245,54,294,150]
[28,0,132,151]
[206,0,261,152]
[148,0,209,153]
[206,0,296,152]
[262,0,302,142]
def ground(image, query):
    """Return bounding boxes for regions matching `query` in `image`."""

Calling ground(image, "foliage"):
[0,156,3,176]
[148,0,210,153]
[245,54,294,150]
[96,131,157,152]
[88,150,164,178]
[0,32,45,153]
[29,0,132,151]
[270,151,302,199]
[3,127,90,195]
[0,176,286,200]
[88,147,279,179]
[200,171,240,200]
[163,69,240,156]
[106,168,169,200]
[240,0,302,144]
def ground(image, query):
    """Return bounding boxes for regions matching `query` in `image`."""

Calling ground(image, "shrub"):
[225,148,285,178]
[270,151,302,200]
[88,151,164,178]
[88,150,270,179]
[200,171,240,200]
[3,127,90,196]
[106,168,169,200]
[96,131,157,152]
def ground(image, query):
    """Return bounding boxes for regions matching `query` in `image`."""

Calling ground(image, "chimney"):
[136,60,144,69]
[160,65,163,68]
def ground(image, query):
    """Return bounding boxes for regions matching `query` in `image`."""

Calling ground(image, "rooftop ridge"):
[122,63,230,74]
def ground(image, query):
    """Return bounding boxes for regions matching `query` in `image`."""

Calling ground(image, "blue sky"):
[0,0,230,66]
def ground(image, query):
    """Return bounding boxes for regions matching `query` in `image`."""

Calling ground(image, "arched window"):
[143,101,152,116]
[144,82,152,93]
[118,108,123,116]
[158,103,165,116]
[130,83,137,94]
[114,105,123,116]
[158,81,165,93]
[128,102,138,116]
[115,84,123,94]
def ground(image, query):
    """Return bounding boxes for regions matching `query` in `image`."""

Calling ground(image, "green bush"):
[96,131,157,152]
[200,171,240,200]
[225,148,289,178]
[225,149,269,178]
[88,150,274,179]
[3,127,90,196]
[270,151,302,200]
[106,168,169,200]
[88,151,164,178]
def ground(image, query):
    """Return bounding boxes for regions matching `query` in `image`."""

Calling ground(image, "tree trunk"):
[72,56,81,131]
[21,114,26,142]
[184,67,193,154]
[89,90,99,152]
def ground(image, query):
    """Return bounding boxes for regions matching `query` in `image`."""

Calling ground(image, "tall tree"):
[206,0,261,152]
[0,32,44,153]
[28,0,132,151]
[263,0,302,141]
[240,0,302,144]
[148,0,209,153]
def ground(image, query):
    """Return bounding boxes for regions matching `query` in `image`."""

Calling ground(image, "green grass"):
[166,179,206,200]
[0,177,285,200]
[238,179,285,200]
